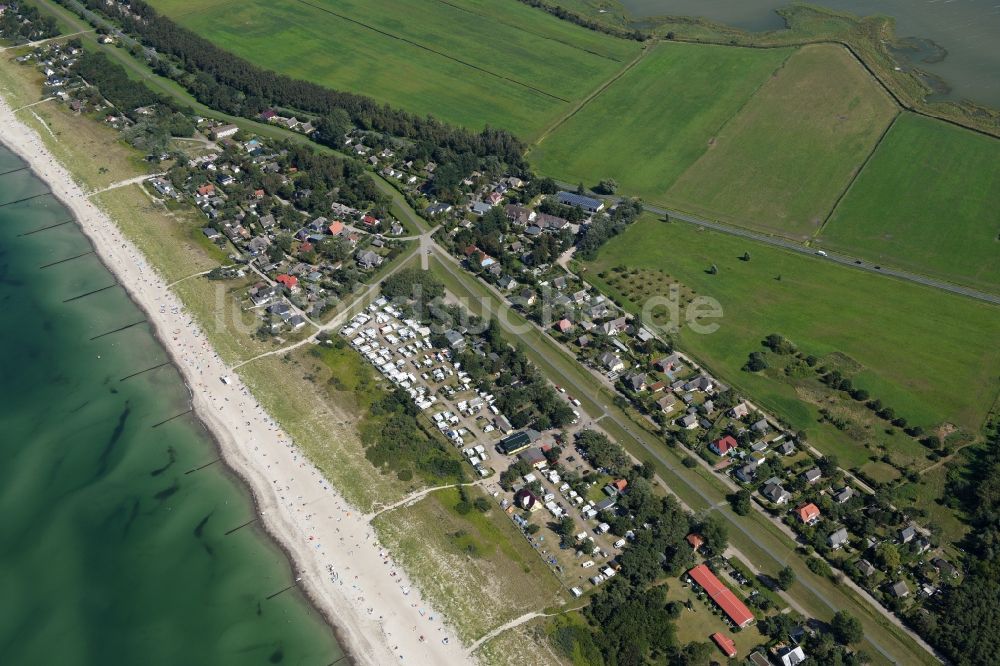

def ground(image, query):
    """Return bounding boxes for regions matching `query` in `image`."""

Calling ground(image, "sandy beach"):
[0,94,470,665]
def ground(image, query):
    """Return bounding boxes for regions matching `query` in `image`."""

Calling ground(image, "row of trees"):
[68,0,530,176]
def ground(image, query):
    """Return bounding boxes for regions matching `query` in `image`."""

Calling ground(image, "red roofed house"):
[299,242,314,254]
[611,479,627,492]
[328,220,345,236]
[711,632,737,658]
[710,435,739,456]
[253,188,265,199]
[275,274,298,289]
[686,533,704,551]
[197,183,215,196]
[556,319,573,333]
[796,502,821,525]
[362,214,380,228]
[687,564,754,628]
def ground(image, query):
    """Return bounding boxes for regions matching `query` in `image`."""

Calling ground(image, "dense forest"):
[0,2,58,42]
[63,0,530,176]
[73,51,170,119]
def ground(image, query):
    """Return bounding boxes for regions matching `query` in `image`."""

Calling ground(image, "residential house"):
[471,202,492,216]
[857,559,877,578]
[677,414,698,430]
[356,249,383,269]
[498,275,518,291]
[653,353,683,373]
[890,580,910,598]
[657,394,678,414]
[735,464,757,483]
[730,401,751,419]
[932,558,958,578]
[275,274,298,290]
[899,526,917,544]
[801,468,822,484]
[751,418,769,434]
[710,435,739,456]
[624,372,649,392]
[778,441,796,456]
[778,646,806,666]
[598,352,624,373]
[426,202,453,216]
[762,482,791,505]
[214,124,239,138]
[599,316,629,336]
[443,330,466,351]
[834,487,854,504]
[828,527,850,549]
[796,503,821,525]
[556,318,573,334]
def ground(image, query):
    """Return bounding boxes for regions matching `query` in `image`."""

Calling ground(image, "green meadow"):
[666,44,898,239]
[148,0,640,139]
[820,113,1000,294]
[530,41,792,198]
[583,215,1000,466]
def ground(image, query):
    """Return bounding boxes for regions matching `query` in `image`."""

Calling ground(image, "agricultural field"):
[148,0,641,139]
[818,112,1000,294]
[582,215,1000,467]
[665,44,898,239]
[530,41,792,198]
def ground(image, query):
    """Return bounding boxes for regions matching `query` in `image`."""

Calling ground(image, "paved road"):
[554,181,999,306]
[428,248,939,665]
[647,203,1000,305]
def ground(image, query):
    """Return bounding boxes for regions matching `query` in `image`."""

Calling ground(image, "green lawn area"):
[819,112,1000,294]
[665,580,766,658]
[148,0,640,139]
[665,43,898,239]
[582,215,1000,467]
[530,41,791,198]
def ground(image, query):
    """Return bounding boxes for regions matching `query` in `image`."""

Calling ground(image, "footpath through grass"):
[819,112,1000,294]
[583,215,1000,466]
[531,41,792,198]
[665,44,898,239]
[148,0,639,139]
[373,486,567,643]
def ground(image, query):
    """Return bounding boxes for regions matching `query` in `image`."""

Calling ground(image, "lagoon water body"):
[620,0,1000,108]
[0,145,342,665]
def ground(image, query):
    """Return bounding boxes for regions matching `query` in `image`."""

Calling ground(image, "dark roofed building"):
[556,191,604,213]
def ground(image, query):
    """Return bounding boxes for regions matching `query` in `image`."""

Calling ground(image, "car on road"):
[815,250,828,257]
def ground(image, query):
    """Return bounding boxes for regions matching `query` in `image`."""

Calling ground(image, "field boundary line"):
[659,42,796,189]
[432,0,624,62]
[530,42,650,147]
[290,0,571,103]
[814,109,901,237]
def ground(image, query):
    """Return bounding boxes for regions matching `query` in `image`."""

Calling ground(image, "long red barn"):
[688,564,754,628]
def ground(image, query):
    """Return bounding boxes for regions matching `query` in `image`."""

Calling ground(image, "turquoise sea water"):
[0,144,344,665]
